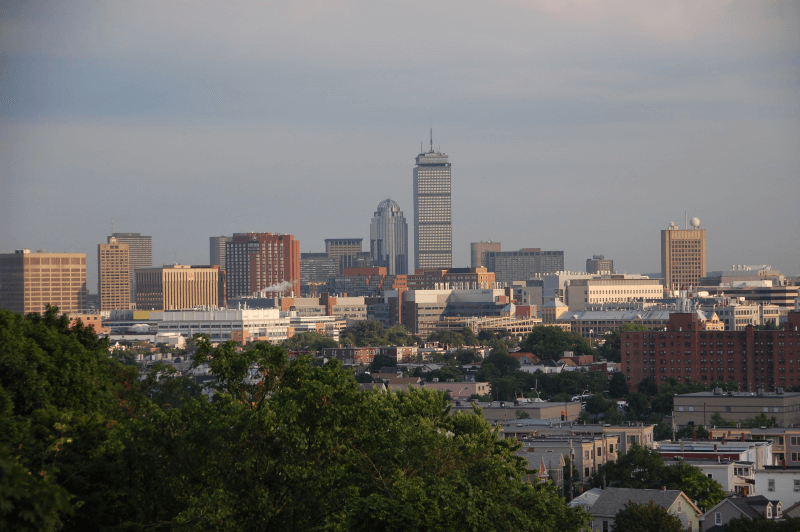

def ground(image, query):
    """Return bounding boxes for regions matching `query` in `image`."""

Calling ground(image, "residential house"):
[700,495,782,531]
[585,487,702,532]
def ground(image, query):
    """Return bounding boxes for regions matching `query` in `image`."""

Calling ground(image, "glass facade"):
[370,199,408,275]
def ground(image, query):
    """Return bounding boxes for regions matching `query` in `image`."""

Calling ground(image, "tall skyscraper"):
[98,237,131,310]
[370,199,408,275]
[110,232,152,304]
[0,250,87,313]
[471,241,501,269]
[210,236,229,272]
[661,219,706,291]
[414,131,451,270]
[225,233,300,298]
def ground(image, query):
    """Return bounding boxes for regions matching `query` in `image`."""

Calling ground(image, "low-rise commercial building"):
[673,389,800,429]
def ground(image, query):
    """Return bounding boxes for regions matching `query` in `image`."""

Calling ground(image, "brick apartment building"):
[621,311,800,392]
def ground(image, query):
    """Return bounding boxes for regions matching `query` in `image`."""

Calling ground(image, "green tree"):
[370,353,397,372]
[1,307,591,531]
[454,348,482,365]
[282,330,338,352]
[637,377,657,396]
[427,330,466,347]
[608,372,629,398]
[611,500,683,532]
[591,444,725,511]
[520,326,592,361]
[585,394,614,416]
[599,323,649,363]
[478,352,521,379]
[725,515,800,532]
[625,391,651,419]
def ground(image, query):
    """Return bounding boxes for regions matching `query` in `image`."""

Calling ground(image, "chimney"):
[741,432,745,442]
[662,486,667,491]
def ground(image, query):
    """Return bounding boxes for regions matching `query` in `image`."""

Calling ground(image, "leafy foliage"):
[598,323,649,363]
[611,500,684,532]
[709,411,778,428]
[590,443,726,511]
[282,330,338,352]
[608,372,628,398]
[724,515,800,532]
[340,321,417,347]
[0,308,590,531]
[520,326,592,361]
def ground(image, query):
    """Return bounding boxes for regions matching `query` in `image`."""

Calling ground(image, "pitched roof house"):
[585,487,702,532]
[699,495,782,531]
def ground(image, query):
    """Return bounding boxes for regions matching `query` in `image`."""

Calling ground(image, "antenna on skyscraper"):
[430,127,433,152]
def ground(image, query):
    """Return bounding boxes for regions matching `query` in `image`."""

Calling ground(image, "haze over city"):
[2,1,799,290]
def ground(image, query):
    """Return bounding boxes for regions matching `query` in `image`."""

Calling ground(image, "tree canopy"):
[520,326,592,361]
[611,500,684,532]
[0,307,590,531]
[590,443,726,511]
[339,320,417,347]
[598,323,649,362]
[282,330,338,352]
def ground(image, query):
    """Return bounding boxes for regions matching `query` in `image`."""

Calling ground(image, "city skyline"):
[2,2,798,290]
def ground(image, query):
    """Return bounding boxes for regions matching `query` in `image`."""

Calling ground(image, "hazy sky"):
[2,1,799,291]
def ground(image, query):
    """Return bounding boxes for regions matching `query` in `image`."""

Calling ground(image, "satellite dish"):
[690,217,700,228]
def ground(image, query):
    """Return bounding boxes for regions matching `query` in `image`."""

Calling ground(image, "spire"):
[429,127,434,153]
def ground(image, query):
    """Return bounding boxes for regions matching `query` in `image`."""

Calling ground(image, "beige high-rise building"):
[110,232,152,303]
[470,241,501,268]
[135,264,219,311]
[661,220,707,291]
[0,250,87,314]
[98,237,131,311]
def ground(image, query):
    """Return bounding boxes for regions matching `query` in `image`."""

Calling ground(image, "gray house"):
[699,495,782,531]
[584,487,702,532]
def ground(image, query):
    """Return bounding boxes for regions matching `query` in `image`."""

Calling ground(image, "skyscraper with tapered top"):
[414,130,451,270]
[370,199,408,275]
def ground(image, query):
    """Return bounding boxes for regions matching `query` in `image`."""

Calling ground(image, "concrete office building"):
[413,132,452,270]
[661,219,706,291]
[565,275,663,311]
[325,238,366,274]
[369,199,408,275]
[209,236,229,272]
[110,233,152,304]
[485,249,565,284]
[98,237,131,311]
[226,233,301,298]
[0,250,87,314]
[300,253,339,288]
[471,241,501,269]
[585,254,613,274]
[136,264,220,311]
[674,389,800,429]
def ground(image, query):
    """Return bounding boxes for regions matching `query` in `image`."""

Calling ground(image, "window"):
[715,513,722,525]
[584,451,589,459]
[602,521,608,532]
[795,480,800,492]
[768,479,775,491]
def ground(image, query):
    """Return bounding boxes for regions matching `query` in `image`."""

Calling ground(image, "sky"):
[2,1,799,291]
